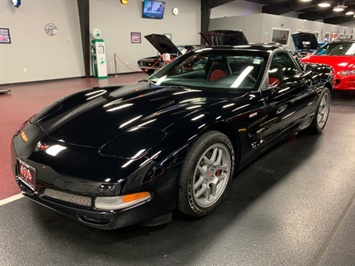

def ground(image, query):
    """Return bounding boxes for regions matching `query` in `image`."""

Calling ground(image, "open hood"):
[291,32,318,51]
[144,34,180,55]
[200,30,249,46]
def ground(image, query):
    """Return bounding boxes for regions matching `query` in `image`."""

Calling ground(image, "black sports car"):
[12,43,333,230]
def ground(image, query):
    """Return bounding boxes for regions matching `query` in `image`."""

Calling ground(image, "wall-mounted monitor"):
[142,0,166,19]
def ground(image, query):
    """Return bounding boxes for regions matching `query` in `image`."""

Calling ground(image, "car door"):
[259,51,316,145]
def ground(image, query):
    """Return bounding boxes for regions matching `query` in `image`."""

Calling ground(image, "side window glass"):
[268,52,299,86]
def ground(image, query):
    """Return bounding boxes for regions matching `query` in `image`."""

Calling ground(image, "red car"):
[301,40,355,91]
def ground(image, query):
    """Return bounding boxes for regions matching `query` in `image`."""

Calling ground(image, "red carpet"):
[0,74,146,200]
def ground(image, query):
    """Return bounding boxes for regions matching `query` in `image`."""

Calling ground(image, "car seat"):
[268,64,285,86]
[207,57,231,81]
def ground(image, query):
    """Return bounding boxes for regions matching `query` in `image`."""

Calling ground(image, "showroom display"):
[302,39,355,90]
[137,33,201,73]
[291,32,319,57]
[12,43,332,229]
[137,30,248,73]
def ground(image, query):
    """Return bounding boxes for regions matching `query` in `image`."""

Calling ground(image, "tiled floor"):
[0,76,354,265]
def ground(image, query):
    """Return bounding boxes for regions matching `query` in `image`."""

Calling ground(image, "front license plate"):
[17,159,36,190]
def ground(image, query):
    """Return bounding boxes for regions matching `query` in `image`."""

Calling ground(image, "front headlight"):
[338,70,355,77]
[95,192,151,210]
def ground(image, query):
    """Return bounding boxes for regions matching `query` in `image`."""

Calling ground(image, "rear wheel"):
[178,131,234,217]
[308,87,331,133]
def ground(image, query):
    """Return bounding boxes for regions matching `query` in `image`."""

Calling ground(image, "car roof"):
[202,43,284,52]
[329,39,355,44]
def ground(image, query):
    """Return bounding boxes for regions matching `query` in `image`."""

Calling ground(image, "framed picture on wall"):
[0,28,11,44]
[271,28,290,46]
[131,32,141,43]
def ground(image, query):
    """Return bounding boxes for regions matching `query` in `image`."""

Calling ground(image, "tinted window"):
[149,49,267,91]
[268,52,299,86]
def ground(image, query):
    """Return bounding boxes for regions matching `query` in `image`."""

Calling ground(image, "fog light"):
[95,192,151,210]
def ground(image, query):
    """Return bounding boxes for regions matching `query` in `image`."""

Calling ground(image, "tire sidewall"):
[314,87,331,132]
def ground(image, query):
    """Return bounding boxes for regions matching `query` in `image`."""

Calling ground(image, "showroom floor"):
[0,75,354,266]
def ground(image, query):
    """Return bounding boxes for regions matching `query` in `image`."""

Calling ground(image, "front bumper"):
[11,123,179,230]
[14,165,177,229]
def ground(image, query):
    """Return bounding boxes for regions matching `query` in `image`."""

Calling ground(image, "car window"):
[315,43,355,55]
[268,52,300,86]
[149,50,267,91]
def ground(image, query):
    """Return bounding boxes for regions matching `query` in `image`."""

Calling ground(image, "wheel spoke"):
[194,165,207,190]
[195,184,208,199]
[210,178,218,197]
[214,149,223,166]
[202,155,212,165]
[210,148,218,164]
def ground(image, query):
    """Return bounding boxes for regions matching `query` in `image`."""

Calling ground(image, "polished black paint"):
[12,45,333,229]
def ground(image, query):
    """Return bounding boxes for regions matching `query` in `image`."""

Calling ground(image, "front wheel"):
[308,87,331,133]
[178,131,235,217]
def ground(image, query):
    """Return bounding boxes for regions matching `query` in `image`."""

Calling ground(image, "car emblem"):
[35,141,49,152]
[21,131,28,142]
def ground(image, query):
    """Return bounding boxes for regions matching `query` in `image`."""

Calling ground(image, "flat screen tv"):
[142,0,166,19]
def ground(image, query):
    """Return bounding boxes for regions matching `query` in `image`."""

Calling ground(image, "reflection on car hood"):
[145,34,180,55]
[200,30,249,46]
[292,32,318,50]
[36,83,234,148]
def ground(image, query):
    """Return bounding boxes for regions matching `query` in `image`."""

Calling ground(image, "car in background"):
[302,39,355,90]
[137,34,202,73]
[12,40,332,230]
[291,32,319,57]
[137,30,249,73]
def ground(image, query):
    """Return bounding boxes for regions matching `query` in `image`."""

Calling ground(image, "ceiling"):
[210,0,355,25]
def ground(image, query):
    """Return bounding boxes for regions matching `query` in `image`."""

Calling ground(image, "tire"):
[178,131,235,217]
[308,87,331,134]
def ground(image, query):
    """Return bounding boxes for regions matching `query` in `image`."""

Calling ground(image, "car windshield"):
[148,49,267,91]
[315,42,355,56]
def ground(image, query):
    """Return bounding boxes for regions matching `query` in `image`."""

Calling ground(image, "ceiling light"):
[318,2,331,8]
[333,4,348,12]
[346,11,354,15]
[300,0,312,2]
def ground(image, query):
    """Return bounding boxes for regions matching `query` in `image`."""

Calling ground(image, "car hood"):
[301,55,355,72]
[291,32,318,50]
[144,34,180,55]
[35,82,237,149]
[200,30,249,46]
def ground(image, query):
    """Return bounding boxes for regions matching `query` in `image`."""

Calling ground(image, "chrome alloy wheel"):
[317,91,330,129]
[192,143,232,208]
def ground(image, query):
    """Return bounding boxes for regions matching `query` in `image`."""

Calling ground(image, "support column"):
[77,0,90,78]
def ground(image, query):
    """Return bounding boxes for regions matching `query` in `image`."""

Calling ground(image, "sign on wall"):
[0,28,11,44]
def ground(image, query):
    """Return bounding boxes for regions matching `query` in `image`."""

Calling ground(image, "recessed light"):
[318,2,331,8]
[346,11,354,15]
[333,6,344,12]
[333,4,347,12]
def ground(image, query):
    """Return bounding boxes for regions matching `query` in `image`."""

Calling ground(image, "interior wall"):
[0,0,201,85]
[210,12,355,50]
[0,0,84,85]
[210,0,262,19]
[89,0,200,75]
